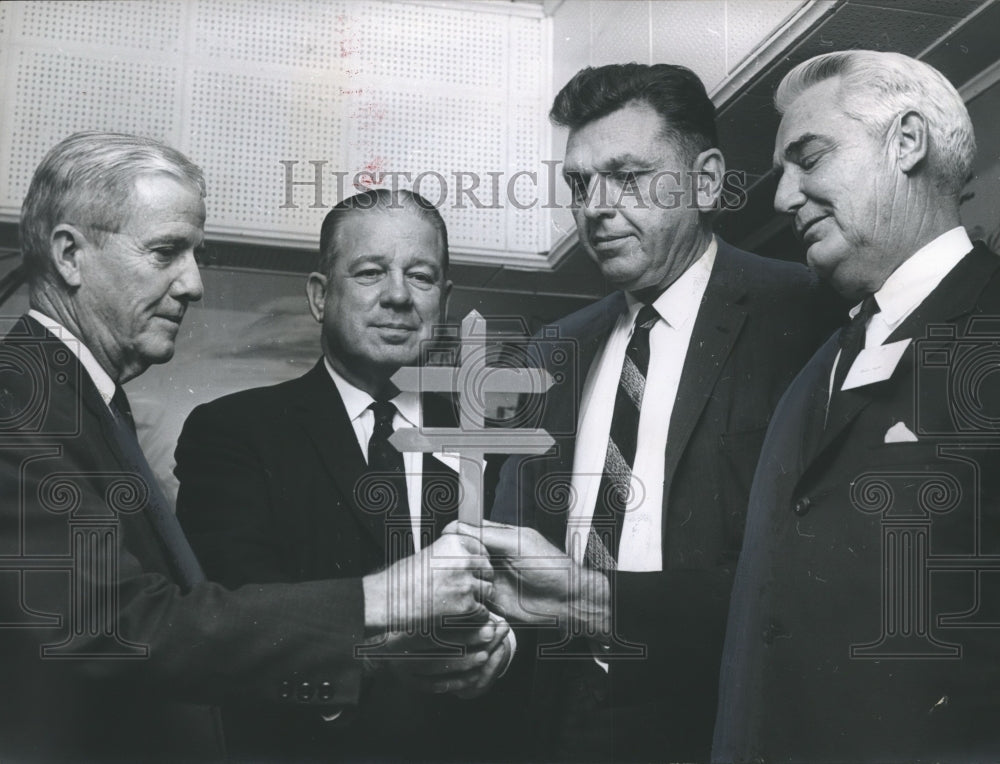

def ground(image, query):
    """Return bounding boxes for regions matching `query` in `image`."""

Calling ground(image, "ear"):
[49,224,87,288]
[305,272,327,323]
[692,148,726,212]
[896,110,929,174]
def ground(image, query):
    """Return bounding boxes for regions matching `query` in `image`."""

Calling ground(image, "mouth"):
[155,314,184,326]
[796,216,827,243]
[589,234,634,253]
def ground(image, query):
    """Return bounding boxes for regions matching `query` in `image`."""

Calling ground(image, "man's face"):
[75,173,205,382]
[773,77,904,299]
[562,100,706,294]
[308,209,451,394]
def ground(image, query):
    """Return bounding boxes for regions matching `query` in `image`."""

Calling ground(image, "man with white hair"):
[0,132,495,760]
[713,50,1000,762]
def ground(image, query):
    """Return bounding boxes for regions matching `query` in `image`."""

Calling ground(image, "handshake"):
[361,520,612,698]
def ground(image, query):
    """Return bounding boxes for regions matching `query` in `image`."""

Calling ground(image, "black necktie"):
[111,384,136,435]
[831,295,880,399]
[368,400,413,561]
[585,304,660,570]
[105,382,205,590]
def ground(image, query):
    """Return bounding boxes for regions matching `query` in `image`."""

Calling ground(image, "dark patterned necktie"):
[826,295,880,428]
[368,400,412,561]
[111,384,136,435]
[585,304,660,570]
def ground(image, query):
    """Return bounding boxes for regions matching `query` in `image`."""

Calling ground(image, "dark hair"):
[550,63,718,162]
[318,188,449,277]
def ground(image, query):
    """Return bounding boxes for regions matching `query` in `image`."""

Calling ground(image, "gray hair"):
[775,50,975,194]
[20,131,205,281]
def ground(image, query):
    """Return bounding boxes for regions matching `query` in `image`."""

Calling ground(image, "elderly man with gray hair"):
[713,50,1000,763]
[0,131,495,760]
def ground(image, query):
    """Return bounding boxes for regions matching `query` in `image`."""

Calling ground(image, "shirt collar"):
[855,227,972,325]
[323,357,420,427]
[625,236,717,328]
[28,308,117,406]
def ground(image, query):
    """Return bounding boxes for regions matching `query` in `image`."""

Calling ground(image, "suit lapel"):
[805,245,1000,471]
[663,244,748,498]
[289,361,387,551]
[21,315,205,589]
[539,293,627,542]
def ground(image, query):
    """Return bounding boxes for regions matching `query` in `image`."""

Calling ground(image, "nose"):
[773,167,806,216]
[579,176,615,221]
[171,249,204,303]
[380,269,413,308]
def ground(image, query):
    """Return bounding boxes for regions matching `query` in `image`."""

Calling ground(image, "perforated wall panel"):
[187,69,346,238]
[355,2,507,91]
[650,1,728,90]
[6,49,181,208]
[1,0,550,267]
[18,0,184,54]
[193,0,350,71]
[0,3,11,39]
[591,2,650,69]
[725,1,805,74]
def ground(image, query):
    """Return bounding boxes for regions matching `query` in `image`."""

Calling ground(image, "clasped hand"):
[362,526,510,697]
[445,520,611,638]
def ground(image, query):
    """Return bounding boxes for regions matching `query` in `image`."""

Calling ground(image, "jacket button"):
[793,496,811,516]
[296,681,315,702]
[279,680,293,700]
[318,681,334,702]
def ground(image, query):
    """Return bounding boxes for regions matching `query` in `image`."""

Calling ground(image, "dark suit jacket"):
[714,243,1000,763]
[0,316,367,761]
[175,359,508,761]
[491,239,842,762]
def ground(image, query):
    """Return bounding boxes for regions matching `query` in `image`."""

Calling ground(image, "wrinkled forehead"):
[773,78,846,162]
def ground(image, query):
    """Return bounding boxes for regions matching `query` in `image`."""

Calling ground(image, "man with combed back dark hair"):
[715,49,1000,764]
[0,134,497,760]
[175,187,516,761]
[471,63,841,761]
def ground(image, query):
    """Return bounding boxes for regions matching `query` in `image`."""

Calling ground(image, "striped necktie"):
[585,304,660,570]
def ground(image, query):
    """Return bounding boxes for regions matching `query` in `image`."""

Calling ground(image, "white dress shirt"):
[567,238,718,572]
[322,359,516,677]
[830,227,973,394]
[324,358,427,547]
[28,309,116,409]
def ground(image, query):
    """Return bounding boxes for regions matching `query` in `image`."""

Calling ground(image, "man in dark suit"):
[0,132,495,760]
[713,50,1000,763]
[473,63,841,762]
[174,188,514,760]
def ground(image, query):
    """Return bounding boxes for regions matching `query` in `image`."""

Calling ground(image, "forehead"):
[333,208,445,264]
[774,77,857,155]
[119,173,206,233]
[564,101,680,169]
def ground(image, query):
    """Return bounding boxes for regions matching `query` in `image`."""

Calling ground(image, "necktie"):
[105,383,205,589]
[585,304,660,570]
[111,384,136,435]
[826,294,880,427]
[367,400,413,561]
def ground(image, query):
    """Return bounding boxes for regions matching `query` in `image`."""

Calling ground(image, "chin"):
[140,341,177,366]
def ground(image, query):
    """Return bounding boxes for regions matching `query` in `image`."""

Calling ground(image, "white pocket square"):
[884,421,919,443]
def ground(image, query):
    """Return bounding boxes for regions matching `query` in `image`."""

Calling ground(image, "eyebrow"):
[563,153,654,179]
[774,132,830,169]
[144,234,200,249]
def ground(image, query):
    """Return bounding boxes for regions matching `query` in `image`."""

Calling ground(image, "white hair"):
[775,50,975,194]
